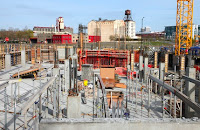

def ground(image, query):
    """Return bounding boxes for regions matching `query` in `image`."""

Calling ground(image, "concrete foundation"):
[67,95,81,118]
[5,54,11,71]
[185,67,196,118]
[39,118,200,130]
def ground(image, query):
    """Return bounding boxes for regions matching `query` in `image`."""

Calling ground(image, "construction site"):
[1,0,200,130]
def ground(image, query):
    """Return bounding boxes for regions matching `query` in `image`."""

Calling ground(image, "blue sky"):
[1,0,200,33]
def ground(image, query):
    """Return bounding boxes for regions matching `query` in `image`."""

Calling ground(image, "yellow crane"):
[175,0,194,55]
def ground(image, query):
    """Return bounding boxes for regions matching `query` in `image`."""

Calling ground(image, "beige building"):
[72,34,88,43]
[88,20,125,42]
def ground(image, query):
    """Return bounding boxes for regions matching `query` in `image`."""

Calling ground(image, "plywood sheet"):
[100,68,115,79]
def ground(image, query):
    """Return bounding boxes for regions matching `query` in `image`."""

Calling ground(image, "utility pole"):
[141,17,145,53]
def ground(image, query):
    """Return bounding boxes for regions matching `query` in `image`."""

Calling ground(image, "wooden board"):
[100,68,115,79]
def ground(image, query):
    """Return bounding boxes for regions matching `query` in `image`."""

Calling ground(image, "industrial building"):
[31,17,73,43]
[165,25,200,41]
[88,20,125,42]
[88,10,138,42]
[136,31,165,39]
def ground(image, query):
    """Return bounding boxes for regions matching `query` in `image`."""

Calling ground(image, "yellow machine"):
[175,0,194,55]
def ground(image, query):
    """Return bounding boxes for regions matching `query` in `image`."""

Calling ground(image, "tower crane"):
[175,0,194,56]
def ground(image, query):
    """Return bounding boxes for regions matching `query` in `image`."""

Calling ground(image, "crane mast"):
[175,0,194,55]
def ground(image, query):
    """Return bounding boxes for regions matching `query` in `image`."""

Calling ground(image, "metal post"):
[162,70,165,118]
[4,87,7,130]
[180,79,183,118]
[24,113,27,129]
[141,80,143,118]
[135,71,138,113]
[148,79,150,118]
[110,92,113,109]
[132,77,134,104]
[170,78,172,117]
[53,80,57,117]
[58,73,62,118]
[129,71,131,101]
[46,88,49,118]
[174,66,177,118]
[33,103,35,122]
[14,83,17,130]
[39,95,42,122]
[18,69,20,101]
[11,83,13,107]
[93,73,95,119]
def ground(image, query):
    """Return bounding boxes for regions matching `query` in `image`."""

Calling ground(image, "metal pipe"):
[149,75,200,115]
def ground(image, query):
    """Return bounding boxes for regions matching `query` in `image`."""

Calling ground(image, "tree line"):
[0,27,33,43]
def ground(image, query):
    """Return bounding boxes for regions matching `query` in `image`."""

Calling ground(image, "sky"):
[1,0,200,33]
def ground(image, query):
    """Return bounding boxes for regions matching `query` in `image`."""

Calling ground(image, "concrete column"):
[185,67,196,118]
[180,55,185,75]
[144,57,148,83]
[139,55,143,82]
[21,46,26,67]
[187,55,195,68]
[53,68,60,76]
[5,54,11,71]
[131,53,135,71]
[67,95,81,118]
[164,53,168,73]
[64,60,70,92]
[159,63,165,93]
[154,52,158,68]
[159,63,165,81]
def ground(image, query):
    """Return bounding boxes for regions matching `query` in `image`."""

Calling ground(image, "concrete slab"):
[67,95,81,118]
[40,118,200,130]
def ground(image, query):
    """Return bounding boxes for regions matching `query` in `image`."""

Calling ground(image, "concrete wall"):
[40,118,200,130]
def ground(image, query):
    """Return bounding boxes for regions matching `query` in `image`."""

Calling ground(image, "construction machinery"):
[175,0,194,56]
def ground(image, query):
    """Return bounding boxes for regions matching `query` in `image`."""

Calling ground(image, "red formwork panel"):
[134,50,140,63]
[79,50,129,70]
